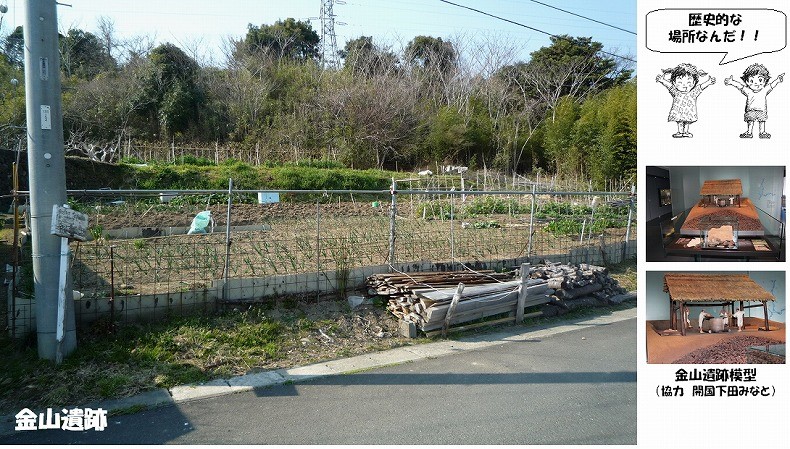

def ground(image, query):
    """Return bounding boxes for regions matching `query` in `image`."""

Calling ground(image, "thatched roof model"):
[663,273,775,302]
[700,179,743,196]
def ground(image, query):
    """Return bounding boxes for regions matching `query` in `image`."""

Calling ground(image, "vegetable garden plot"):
[70,205,635,299]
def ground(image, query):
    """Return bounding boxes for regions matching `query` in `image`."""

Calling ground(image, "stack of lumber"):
[369,262,629,335]
[413,279,553,332]
[367,270,512,319]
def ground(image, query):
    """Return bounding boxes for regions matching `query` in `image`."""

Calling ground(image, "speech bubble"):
[646,9,787,64]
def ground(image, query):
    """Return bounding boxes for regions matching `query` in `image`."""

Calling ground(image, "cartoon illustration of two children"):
[656,62,784,138]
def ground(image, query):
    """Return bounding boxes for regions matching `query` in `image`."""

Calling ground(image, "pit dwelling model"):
[679,178,764,239]
[663,273,775,336]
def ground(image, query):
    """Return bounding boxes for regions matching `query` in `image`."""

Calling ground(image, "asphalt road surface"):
[2,317,636,445]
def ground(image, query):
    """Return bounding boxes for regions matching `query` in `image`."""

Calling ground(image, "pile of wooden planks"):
[370,261,629,336]
[369,268,551,332]
[412,279,553,332]
[367,270,513,319]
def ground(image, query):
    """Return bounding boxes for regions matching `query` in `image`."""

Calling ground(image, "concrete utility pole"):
[23,0,76,361]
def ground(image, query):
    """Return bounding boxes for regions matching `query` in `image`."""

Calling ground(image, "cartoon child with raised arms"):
[656,63,716,138]
[724,63,784,139]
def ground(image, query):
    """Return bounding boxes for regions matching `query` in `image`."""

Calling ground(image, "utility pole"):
[23,0,76,361]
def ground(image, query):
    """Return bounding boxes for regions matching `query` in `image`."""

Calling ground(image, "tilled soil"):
[672,335,783,364]
[93,202,391,229]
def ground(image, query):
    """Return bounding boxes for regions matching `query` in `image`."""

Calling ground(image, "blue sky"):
[1,0,636,65]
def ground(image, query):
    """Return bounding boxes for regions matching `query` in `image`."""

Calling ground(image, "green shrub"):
[544,217,628,236]
[464,196,529,216]
[285,159,346,169]
[415,200,453,220]
[174,155,215,166]
[535,201,591,218]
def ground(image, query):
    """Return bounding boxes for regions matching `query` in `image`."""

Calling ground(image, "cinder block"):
[399,320,417,338]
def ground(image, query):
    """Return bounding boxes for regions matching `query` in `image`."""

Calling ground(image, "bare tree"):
[96,16,118,62]
[64,129,119,162]
[210,49,275,142]
[118,32,158,65]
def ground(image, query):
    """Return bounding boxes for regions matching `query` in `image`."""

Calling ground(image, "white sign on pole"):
[40,105,51,130]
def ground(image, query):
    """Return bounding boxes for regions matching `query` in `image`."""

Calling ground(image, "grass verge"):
[1,259,637,416]
[0,302,408,416]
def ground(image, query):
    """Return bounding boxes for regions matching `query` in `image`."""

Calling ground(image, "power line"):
[436,0,635,63]
[525,0,635,35]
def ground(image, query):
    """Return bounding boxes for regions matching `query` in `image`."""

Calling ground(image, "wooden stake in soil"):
[516,263,530,322]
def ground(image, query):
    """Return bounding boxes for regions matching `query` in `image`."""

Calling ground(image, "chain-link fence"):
[4,183,635,337]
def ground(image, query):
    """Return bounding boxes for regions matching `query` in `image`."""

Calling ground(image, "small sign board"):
[257,192,280,204]
[51,205,89,241]
[41,105,51,130]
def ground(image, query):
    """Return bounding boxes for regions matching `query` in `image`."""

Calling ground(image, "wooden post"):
[516,263,530,322]
[442,283,465,337]
[680,301,686,336]
[762,301,770,331]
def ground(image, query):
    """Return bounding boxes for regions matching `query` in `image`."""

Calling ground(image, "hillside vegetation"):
[1,19,635,189]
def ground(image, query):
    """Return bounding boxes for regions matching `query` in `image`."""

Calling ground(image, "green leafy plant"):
[464,196,528,216]
[467,220,501,229]
[89,224,104,241]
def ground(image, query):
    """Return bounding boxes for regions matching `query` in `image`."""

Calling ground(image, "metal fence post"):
[222,178,233,302]
[316,198,321,300]
[450,192,455,269]
[527,184,536,257]
[388,178,397,266]
[624,184,635,259]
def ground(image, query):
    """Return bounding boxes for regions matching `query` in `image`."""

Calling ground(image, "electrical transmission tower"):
[319,0,344,68]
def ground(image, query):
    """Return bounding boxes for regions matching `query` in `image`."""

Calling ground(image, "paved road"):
[2,317,636,445]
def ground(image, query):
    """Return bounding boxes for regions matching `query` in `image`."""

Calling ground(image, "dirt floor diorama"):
[646,273,786,364]
[680,179,764,244]
[4,179,636,339]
